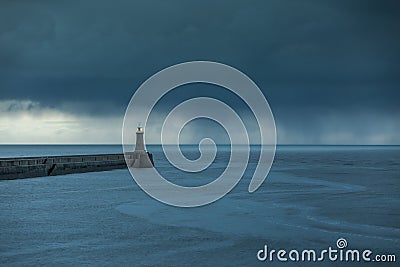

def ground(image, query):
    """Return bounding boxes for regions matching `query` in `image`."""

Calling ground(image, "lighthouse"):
[129,126,154,168]
[135,126,145,151]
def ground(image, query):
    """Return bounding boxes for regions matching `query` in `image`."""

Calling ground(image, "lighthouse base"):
[126,151,154,168]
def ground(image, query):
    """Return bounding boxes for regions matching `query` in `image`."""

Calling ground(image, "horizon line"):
[0,143,399,146]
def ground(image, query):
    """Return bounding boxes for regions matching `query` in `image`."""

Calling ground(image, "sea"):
[0,145,399,266]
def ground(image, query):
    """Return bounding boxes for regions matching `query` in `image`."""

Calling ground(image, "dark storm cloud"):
[0,0,399,143]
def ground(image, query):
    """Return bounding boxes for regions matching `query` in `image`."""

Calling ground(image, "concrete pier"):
[0,127,154,180]
[0,153,130,180]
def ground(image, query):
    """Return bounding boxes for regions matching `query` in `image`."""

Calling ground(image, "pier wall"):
[0,154,130,180]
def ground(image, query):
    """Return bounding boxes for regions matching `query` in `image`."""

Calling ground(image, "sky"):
[0,0,399,144]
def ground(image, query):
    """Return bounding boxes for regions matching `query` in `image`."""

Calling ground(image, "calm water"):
[0,145,399,266]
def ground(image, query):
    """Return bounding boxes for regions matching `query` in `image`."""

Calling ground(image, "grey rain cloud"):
[0,0,399,144]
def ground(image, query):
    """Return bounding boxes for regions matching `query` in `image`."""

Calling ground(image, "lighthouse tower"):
[135,126,145,151]
[130,126,154,168]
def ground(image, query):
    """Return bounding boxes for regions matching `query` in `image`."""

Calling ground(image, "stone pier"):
[0,153,130,180]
